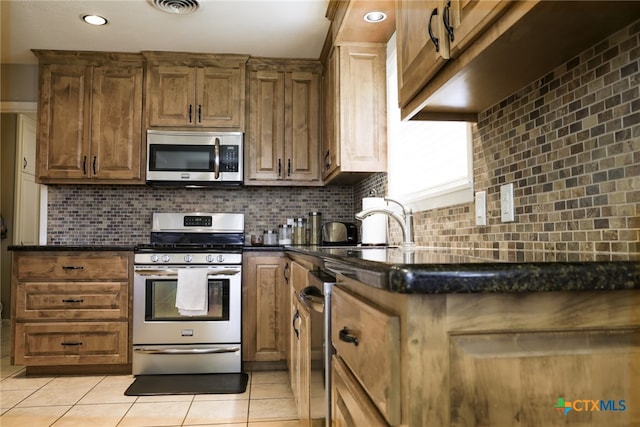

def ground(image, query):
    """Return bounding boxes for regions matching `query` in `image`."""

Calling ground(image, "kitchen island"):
[286,246,639,427]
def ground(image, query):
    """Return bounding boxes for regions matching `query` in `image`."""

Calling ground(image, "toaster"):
[321,222,358,245]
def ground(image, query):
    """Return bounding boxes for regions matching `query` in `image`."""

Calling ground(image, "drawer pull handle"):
[62,265,84,270]
[61,342,83,346]
[339,327,359,346]
[292,310,300,340]
[62,299,84,303]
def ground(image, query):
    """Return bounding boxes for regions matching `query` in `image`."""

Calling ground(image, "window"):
[386,34,474,213]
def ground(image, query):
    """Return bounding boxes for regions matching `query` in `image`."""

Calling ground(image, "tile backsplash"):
[358,20,639,262]
[47,185,354,245]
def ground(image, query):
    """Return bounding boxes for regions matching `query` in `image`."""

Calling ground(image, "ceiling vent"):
[151,0,200,14]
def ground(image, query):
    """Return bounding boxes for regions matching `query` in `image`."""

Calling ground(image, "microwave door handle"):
[214,138,221,179]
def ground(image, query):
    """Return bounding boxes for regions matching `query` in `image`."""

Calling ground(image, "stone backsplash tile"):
[47,185,354,245]
[357,19,640,262]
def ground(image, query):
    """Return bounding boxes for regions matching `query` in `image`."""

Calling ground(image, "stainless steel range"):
[132,212,244,375]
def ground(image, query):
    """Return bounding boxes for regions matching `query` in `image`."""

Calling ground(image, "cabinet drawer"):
[331,286,401,425]
[332,355,389,427]
[16,282,128,320]
[14,322,128,366]
[16,254,129,280]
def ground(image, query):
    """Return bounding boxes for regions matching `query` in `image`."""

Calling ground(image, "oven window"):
[145,278,230,321]
[149,144,214,172]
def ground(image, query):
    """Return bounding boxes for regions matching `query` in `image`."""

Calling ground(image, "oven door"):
[133,266,241,345]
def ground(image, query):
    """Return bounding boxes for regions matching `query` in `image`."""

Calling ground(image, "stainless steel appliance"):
[146,130,243,187]
[133,212,244,375]
[301,270,336,427]
[321,222,358,245]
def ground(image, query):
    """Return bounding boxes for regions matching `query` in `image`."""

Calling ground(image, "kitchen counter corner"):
[286,246,639,294]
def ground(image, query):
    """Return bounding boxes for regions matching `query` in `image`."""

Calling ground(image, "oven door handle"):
[134,347,240,355]
[134,269,241,277]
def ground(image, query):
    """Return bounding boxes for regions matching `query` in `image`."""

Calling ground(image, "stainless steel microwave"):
[146,130,243,187]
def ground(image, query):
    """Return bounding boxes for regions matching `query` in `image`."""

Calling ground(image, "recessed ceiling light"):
[364,11,387,23]
[82,14,108,26]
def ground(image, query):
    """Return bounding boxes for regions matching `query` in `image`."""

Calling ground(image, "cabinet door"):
[321,48,339,179]
[396,0,449,107]
[332,286,401,425]
[37,63,92,179]
[284,72,320,182]
[338,45,387,173]
[291,290,312,427]
[242,253,286,362]
[197,66,244,128]
[91,64,143,179]
[148,65,196,126]
[448,0,513,57]
[332,356,389,427]
[246,70,285,181]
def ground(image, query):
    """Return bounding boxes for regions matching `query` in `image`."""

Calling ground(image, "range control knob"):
[184,255,193,263]
[206,255,215,263]
[150,255,159,263]
[161,255,171,263]
[217,255,225,263]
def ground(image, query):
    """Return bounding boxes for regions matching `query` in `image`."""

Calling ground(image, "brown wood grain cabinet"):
[321,43,387,185]
[242,251,289,365]
[332,275,640,426]
[398,0,640,121]
[11,251,132,375]
[245,59,322,186]
[33,51,144,184]
[287,257,324,427]
[143,52,249,129]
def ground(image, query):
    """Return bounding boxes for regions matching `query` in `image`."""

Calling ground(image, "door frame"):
[1,102,47,244]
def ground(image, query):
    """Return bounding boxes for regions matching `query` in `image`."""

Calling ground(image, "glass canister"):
[263,229,278,246]
[278,224,292,245]
[293,217,308,245]
[308,211,322,245]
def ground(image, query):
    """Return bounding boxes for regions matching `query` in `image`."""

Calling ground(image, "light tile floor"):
[1,321,303,427]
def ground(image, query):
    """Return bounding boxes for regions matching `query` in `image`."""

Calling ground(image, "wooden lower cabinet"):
[15,322,128,366]
[242,251,288,364]
[332,275,640,427]
[11,250,132,374]
[332,355,389,427]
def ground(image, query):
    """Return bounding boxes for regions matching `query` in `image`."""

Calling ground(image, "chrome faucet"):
[355,197,415,249]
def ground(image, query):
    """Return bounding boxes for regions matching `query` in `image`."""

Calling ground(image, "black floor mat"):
[124,373,249,396]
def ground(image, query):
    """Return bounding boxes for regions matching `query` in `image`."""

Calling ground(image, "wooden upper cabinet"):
[143,52,249,129]
[245,59,321,186]
[396,0,450,109]
[447,0,512,57]
[34,51,144,184]
[399,0,640,120]
[322,43,387,185]
[91,65,143,180]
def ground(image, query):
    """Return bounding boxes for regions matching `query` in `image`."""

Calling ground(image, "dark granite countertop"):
[8,245,136,252]
[286,246,640,294]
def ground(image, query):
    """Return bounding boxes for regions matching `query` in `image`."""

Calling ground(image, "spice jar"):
[293,217,308,245]
[308,211,322,245]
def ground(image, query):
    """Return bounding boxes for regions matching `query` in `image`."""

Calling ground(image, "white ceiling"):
[1,0,332,65]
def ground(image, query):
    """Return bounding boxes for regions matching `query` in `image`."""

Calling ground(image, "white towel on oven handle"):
[175,268,209,316]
